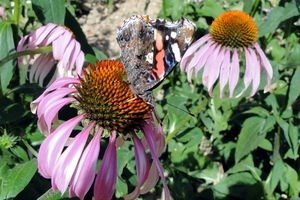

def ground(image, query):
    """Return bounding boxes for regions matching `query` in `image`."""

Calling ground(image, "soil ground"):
[77,0,162,59]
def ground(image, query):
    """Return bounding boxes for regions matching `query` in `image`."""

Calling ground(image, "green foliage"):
[1,0,300,199]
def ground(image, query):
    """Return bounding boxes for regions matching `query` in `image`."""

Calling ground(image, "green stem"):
[13,0,20,26]
[273,125,281,163]
[250,0,260,17]
[165,98,208,143]
[0,46,52,67]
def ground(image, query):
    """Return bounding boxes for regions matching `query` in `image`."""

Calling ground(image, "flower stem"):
[13,0,20,26]
[0,46,52,68]
[249,0,260,17]
[165,98,208,143]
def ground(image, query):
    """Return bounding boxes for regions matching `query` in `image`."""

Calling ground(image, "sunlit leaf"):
[235,116,276,163]
[0,159,37,199]
[0,22,15,92]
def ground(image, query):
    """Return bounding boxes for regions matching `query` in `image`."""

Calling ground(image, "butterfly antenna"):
[166,103,195,117]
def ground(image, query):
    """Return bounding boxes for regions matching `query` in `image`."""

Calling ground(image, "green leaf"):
[196,0,224,18]
[115,177,128,198]
[213,172,264,199]
[177,127,203,149]
[268,159,284,193]
[0,22,15,92]
[0,97,29,124]
[243,106,270,118]
[235,116,276,163]
[37,188,69,200]
[31,0,65,24]
[277,117,291,147]
[284,163,300,196]
[64,9,94,55]
[288,122,298,159]
[259,1,300,37]
[0,159,37,199]
[288,68,300,107]
[243,0,255,14]
[10,146,29,162]
[116,146,134,176]
[258,138,273,151]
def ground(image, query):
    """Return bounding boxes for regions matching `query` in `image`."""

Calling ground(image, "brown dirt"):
[77,0,162,59]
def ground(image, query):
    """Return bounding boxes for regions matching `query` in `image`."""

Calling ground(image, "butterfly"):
[116,15,195,105]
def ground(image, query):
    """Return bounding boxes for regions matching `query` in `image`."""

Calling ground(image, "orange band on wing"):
[152,50,165,79]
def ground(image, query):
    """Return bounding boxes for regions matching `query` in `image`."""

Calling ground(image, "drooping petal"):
[193,41,216,77]
[51,121,94,194]
[142,123,170,200]
[243,48,253,93]
[94,131,117,200]
[253,42,273,91]
[229,49,240,98]
[25,23,57,48]
[31,77,80,113]
[38,114,84,178]
[186,40,214,82]
[75,51,85,76]
[69,124,102,199]
[219,49,230,98]
[202,44,224,96]
[52,31,73,61]
[39,97,75,135]
[35,54,56,86]
[40,26,67,47]
[124,134,150,200]
[180,34,211,71]
[141,162,159,194]
[37,87,77,118]
[249,48,261,96]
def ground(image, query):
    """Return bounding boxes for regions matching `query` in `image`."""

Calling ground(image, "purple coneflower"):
[181,10,273,98]
[17,23,84,86]
[32,60,170,200]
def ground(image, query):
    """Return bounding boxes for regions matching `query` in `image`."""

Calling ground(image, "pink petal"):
[249,48,261,96]
[37,55,56,86]
[202,44,224,96]
[68,41,81,70]
[193,42,216,77]
[52,31,72,61]
[75,51,85,76]
[180,34,211,71]
[229,49,240,98]
[38,114,84,178]
[124,134,150,200]
[243,48,253,92]
[62,40,75,70]
[43,98,76,134]
[28,23,57,47]
[219,49,230,98]
[40,26,67,46]
[37,87,76,117]
[142,123,170,200]
[253,42,273,91]
[141,162,159,194]
[94,131,117,200]
[186,40,214,82]
[31,77,80,113]
[52,121,93,194]
[69,124,102,199]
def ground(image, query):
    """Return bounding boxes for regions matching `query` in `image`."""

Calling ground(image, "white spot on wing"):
[171,31,177,39]
[171,43,181,62]
[166,35,169,40]
[146,52,153,64]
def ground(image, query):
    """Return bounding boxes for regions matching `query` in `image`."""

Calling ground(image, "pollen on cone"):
[210,10,258,48]
[75,60,151,133]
